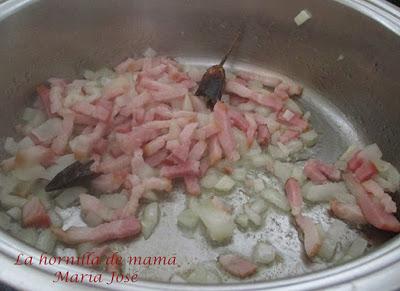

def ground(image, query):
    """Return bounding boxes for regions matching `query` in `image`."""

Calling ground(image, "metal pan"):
[0,0,399,290]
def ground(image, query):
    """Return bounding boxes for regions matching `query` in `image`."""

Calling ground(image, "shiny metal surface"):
[0,0,400,290]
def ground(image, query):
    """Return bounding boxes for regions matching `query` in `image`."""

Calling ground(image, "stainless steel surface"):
[0,0,400,290]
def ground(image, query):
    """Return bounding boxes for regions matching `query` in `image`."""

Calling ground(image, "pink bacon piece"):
[285,178,303,216]
[22,197,51,228]
[304,159,340,184]
[218,254,257,278]
[160,160,200,179]
[330,200,367,225]
[51,113,75,155]
[225,79,283,111]
[295,215,322,258]
[184,176,201,196]
[213,102,240,161]
[80,193,114,222]
[343,173,400,232]
[51,216,141,245]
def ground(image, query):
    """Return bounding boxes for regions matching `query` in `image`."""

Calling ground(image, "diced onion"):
[0,194,27,209]
[201,169,222,189]
[300,130,318,147]
[340,236,368,263]
[185,265,221,284]
[141,202,160,240]
[318,221,347,261]
[191,198,234,242]
[259,188,290,212]
[6,207,21,221]
[54,187,86,209]
[35,229,57,253]
[0,212,11,230]
[244,204,262,226]
[143,47,157,58]
[273,161,294,183]
[250,197,268,214]
[235,213,249,229]
[232,168,247,181]
[302,182,352,203]
[214,175,235,192]
[294,9,312,26]
[177,208,199,229]
[252,242,276,265]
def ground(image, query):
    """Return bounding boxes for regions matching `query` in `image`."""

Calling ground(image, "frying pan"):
[0,0,399,290]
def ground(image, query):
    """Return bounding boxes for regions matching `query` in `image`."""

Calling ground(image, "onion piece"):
[294,9,312,26]
[141,202,160,240]
[300,130,318,147]
[185,265,222,284]
[0,194,27,209]
[214,175,236,193]
[6,207,21,221]
[318,220,347,261]
[191,198,234,242]
[235,213,249,229]
[12,165,46,182]
[200,169,222,189]
[0,212,11,230]
[252,242,276,265]
[244,204,262,226]
[177,208,199,229]
[54,187,86,209]
[302,182,354,203]
[259,188,290,212]
[339,236,368,263]
[35,229,57,253]
[273,161,294,183]
[232,168,247,181]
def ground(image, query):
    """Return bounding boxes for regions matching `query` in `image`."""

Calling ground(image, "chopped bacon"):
[72,101,111,122]
[116,127,159,155]
[51,216,141,245]
[114,176,145,219]
[347,151,363,171]
[225,79,283,111]
[143,177,172,192]
[304,159,340,184]
[115,58,143,73]
[295,215,322,258]
[15,145,54,167]
[143,135,167,156]
[195,122,220,140]
[343,173,400,232]
[49,81,64,115]
[277,109,308,131]
[99,155,131,173]
[36,84,52,117]
[218,254,257,278]
[227,108,249,132]
[22,197,50,228]
[80,193,113,222]
[304,160,328,184]
[160,160,200,179]
[189,140,207,161]
[144,149,169,167]
[184,176,201,196]
[91,170,128,193]
[285,178,303,216]
[244,113,257,146]
[354,160,377,182]
[236,71,282,88]
[279,129,300,144]
[362,179,396,213]
[51,113,75,155]
[213,102,239,161]
[330,200,367,225]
